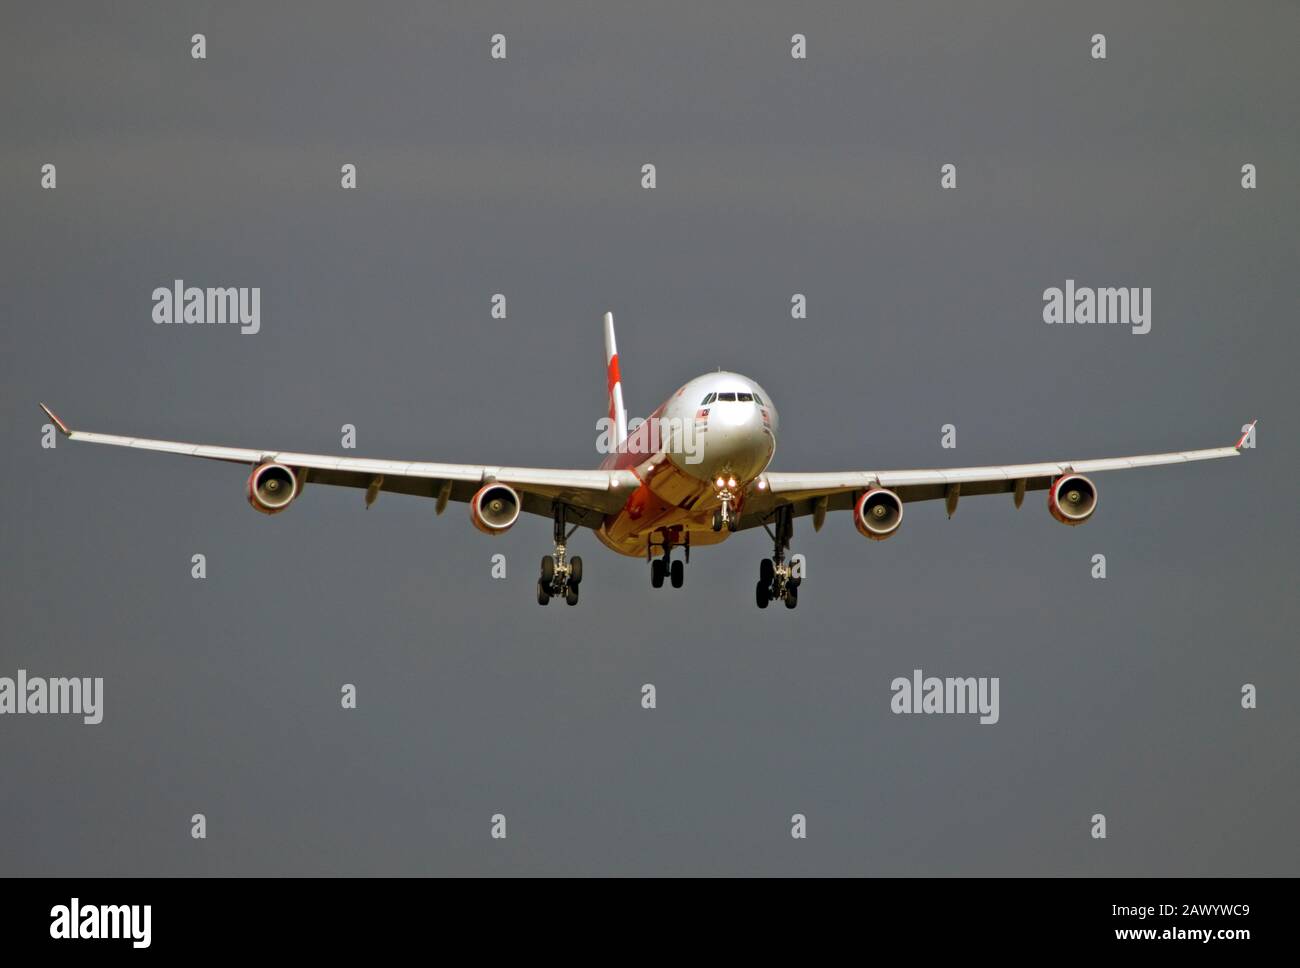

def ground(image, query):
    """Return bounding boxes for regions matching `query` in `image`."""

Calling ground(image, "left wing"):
[39,404,636,527]
[739,423,1255,530]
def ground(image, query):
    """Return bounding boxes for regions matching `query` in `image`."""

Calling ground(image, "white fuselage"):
[596,371,778,555]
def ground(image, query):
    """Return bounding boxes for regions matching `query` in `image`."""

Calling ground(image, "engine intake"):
[470,482,522,535]
[854,487,903,540]
[247,462,299,514]
[1048,474,1097,525]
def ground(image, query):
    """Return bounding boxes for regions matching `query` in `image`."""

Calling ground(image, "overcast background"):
[2,1,1297,875]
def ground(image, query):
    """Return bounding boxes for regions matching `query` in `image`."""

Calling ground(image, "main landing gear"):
[648,529,687,589]
[537,503,583,606]
[755,505,799,610]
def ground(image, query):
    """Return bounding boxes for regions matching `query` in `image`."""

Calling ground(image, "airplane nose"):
[713,402,756,430]
[692,404,769,481]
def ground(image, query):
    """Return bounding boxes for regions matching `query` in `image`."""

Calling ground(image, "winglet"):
[1234,419,1257,451]
[39,402,71,437]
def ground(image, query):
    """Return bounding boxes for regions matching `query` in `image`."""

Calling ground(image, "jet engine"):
[246,462,300,514]
[470,482,522,535]
[1048,473,1097,526]
[854,487,903,540]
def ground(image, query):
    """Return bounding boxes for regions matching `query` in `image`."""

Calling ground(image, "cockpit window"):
[752,393,764,405]
[716,392,737,402]
[700,392,716,405]
[737,392,753,402]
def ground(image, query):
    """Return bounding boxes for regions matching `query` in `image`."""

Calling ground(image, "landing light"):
[757,479,767,490]
[727,476,737,488]
[715,477,725,488]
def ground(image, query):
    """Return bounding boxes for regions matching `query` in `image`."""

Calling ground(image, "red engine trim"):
[1048,473,1097,526]
[469,482,522,535]
[853,487,903,540]
[246,462,299,515]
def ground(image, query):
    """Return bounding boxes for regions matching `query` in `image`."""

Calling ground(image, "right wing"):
[40,404,635,527]
[738,423,1254,530]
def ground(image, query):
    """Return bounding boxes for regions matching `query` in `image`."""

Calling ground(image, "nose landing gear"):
[711,474,740,532]
[537,503,583,606]
[755,505,799,609]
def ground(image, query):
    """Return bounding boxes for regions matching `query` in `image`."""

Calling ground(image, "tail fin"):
[603,311,628,444]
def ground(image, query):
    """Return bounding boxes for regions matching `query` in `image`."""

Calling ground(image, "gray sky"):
[2,1,1297,874]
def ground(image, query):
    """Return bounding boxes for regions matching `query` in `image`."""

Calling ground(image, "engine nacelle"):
[247,462,300,514]
[470,482,522,535]
[854,487,903,540]
[1048,473,1097,526]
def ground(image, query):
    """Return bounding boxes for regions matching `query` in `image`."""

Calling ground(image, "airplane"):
[40,312,1254,609]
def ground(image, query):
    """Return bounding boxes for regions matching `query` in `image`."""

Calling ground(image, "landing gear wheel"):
[784,585,798,609]
[670,559,684,588]
[755,579,770,609]
[545,503,584,605]
[759,558,775,584]
[651,558,666,588]
[727,514,738,532]
[712,510,723,532]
